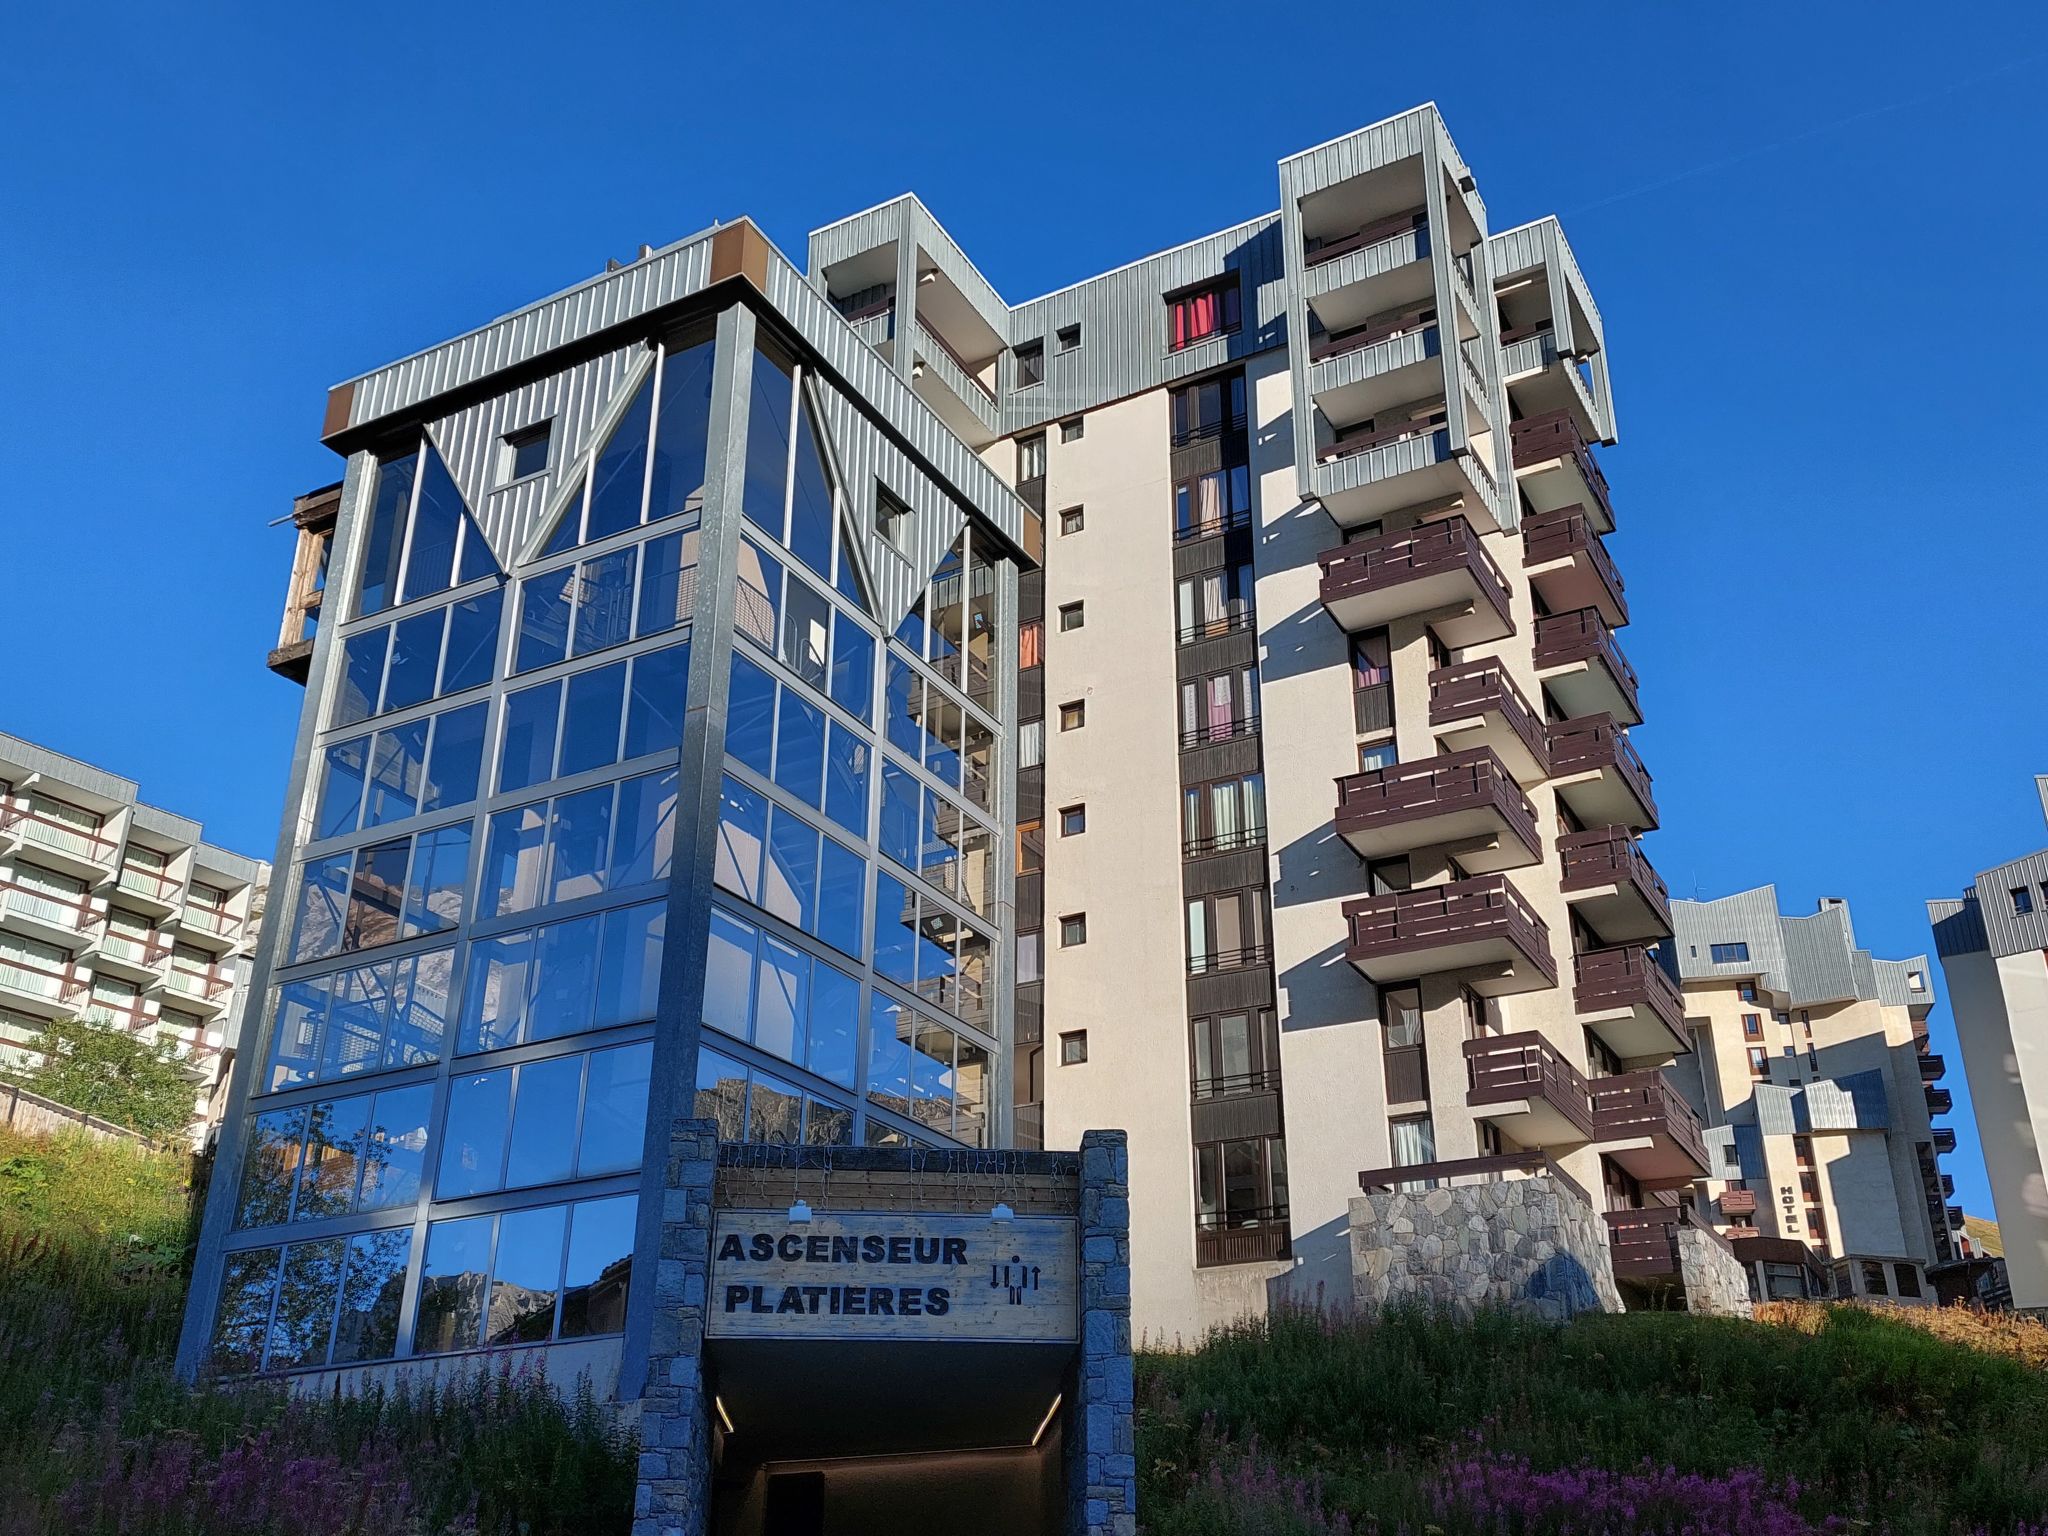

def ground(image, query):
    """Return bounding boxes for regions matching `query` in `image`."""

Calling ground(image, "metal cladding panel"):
[129,803,203,843]
[1003,216,1289,434]
[1928,895,1989,958]
[907,199,1013,345]
[343,232,719,427]
[426,343,648,565]
[1802,1071,1890,1133]
[807,196,914,279]
[193,842,265,886]
[1489,217,1605,334]
[1783,908,1867,1007]
[1755,1084,1796,1138]
[1277,105,1437,201]
[1672,886,1792,994]
[1872,956,1928,1008]
[1849,948,1880,1003]
[910,319,1002,434]
[0,732,138,803]
[1973,848,2048,959]
[1731,1122,1765,1179]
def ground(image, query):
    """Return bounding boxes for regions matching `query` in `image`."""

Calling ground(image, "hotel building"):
[0,730,267,1138]
[1666,887,1964,1305]
[1929,776,2048,1316]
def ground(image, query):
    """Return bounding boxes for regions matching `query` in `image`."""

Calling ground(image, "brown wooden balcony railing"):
[1592,1070,1709,1171]
[1317,517,1512,634]
[1195,1209,1291,1267]
[1719,1186,1758,1216]
[1344,877,1557,986]
[1604,1202,1726,1279]
[1919,1052,1946,1081]
[1358,1150,1593,1210]
[1333,747,1538,861]
[1522,504,1627,623]
[1571,945,1686,1048]
[1304,208,1427,268]
[1510,408,1613,522]
[1464,1031,1594,1141]
[1547,713,1656,824]
[1428,660,1550,776]
[1925,1086,1954,1116]
[1534,608,1640,707]
[1559,827,1671,930]
[1310,303,1437,365]
[1933,1127,1957,1154]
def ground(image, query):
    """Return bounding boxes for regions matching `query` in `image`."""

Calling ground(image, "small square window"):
[502,422,552,484]
[1741,1013,1763,1040]
[1056,324,1081,352]
[2015,886,2037,917]
[1058,602,1085,632]
[1722,1146,1740,1169]
[1059,418,1084,443]
[1737,982,1756,1003]
[1059,913,1087,947]
[1059,506,1084,536]
[1059,1029,1088,1065]
[877,485,912,551]
[1059,804,1086,837]
[1016,340,1045,388]
[1059,700,1085,731]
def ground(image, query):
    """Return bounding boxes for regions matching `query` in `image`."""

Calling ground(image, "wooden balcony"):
[1464,1030,1594,1146]
[1534,608,1640,726]
[1719,1186,1758,1216]
[1195,1211,1291,1268]
[1592,1070,1709,1188]
[1560,827,1672,943]
[1919,1052,1946,1082]
[1343,876,1557,996]
[1604,1202,1726,1281]
[1427,659,1550,785]
[1317,517,1513,647]
[1511,408,1613,532]
[1548,714,1657,831]
[1333,748,1540,874]
[1522,504,1626,627]
[1933,1127,1957,1154]
[1925,1085,1953,1116]
[1572,945,1688,1063]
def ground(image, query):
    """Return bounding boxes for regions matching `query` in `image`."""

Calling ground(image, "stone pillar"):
[633,1118,719,1536]
[1069,1130,1135,1536]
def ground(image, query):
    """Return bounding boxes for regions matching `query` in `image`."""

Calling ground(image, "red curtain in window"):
[1020,621,1043,668]
[1172,291,1219,349]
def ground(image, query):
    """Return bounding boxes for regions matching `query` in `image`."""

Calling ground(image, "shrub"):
[4,1014,199,1138]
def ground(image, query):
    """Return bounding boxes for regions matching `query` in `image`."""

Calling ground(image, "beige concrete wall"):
[1946,947,2048,1310]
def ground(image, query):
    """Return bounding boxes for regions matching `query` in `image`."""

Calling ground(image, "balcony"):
[1312,402,1499,531]
[93,926,172,981]
[1572,945,1688,1063]
[180,904,242,944]
[835,289,896,355]
[1316,517,1512,647]
[164,961,235,1015]
[1560,827,1672,943]
[1925,1085,1954,1116]
[1464,1031,1594,1147]
[1933,1127,1957,1155]
[0,953,84,1018]
[1428,659,1549,785]
[1548,714,1657,832]
[1333,748,1540,874]
[0,879,106,948]
[1593,1070,1709,1188]
[1511,408,1613,532]
[81,989,160,1032]
[1308,309,1444,433]
[1344,876,1556,997]
[1918,1052,1946,1082]
[910,319,999,448]
[1195,1210,1292,1268]
[1498,326,1603,445]
[1604,1203,1722,1280]
[1534,608,1641,727]
[1720,1186,1758,1216]
[1522,505,1626,627]
[1302,208,1434,334]
[0,801,118,879]
[114,862,186,917]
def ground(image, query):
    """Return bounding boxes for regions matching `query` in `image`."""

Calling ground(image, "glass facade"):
[202,305,1021,1379]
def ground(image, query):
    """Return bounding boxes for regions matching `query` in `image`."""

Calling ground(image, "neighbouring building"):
[1665,886,1967,1305]
[1929,775,2048,1317]
[0,730,268,1140]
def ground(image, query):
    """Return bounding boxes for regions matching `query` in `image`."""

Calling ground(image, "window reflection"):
[414,1196,635,1356]
[264,948,452,1092]
[457,901,665,1054]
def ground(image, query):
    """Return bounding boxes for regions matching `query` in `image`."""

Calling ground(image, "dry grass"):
[1757,1297,2048,1368]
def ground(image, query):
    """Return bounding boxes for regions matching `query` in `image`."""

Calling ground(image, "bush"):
[4,1014,199,1138]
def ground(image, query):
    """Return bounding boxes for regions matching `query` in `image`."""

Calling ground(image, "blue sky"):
[3,3,2042,1221]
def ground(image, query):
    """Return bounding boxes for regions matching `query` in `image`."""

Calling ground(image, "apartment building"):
[1665,887,1964,1305]
[1929,776,2048,1316]
[0,731,267,1138]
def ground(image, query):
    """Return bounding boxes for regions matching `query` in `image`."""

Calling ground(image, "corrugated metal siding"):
[1672,886,1793,993]
[1782,908,1865,1006]
[1311,325,1438,395]
[807,197,914,280]
[130,803,203,842]
[1801,1071,1890,1132]
[1973,849,2048,959]
[193,843,266,886]
[1872,957,1926,1008]
[0,732,138,803]
[1277,106,1436,200]
[1928,895,1988,958]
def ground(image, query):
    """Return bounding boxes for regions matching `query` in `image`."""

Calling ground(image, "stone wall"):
[1067,1130,1136,1536]
[1677,1226,1754,1318]
[1348,1174,1623,1321]
[633,1118,719,1536]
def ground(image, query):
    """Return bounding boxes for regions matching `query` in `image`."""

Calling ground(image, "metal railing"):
[1182,828,1266,860]
[1179,716,1261,750]
[1304,208,1426,268]
[1311,304,1436,365]
[1172,508,1253,544]
[1191,1068,1282,1102]
[1187,943,1271,977]
[1176,610,1254,646]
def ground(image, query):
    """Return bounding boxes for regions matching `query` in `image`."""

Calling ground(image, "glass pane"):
[735,539,781,653]
[704,909,755,1042]
[518,568,573,673]
[548,785,613,906]
[390,949,451,1067]
[880,763,919,870]
[559,1195,635,1338]
[292,1095,370,1222]
[401,446,466,604]
[290,855,351,964]
[650,338,714,523]
[402,824,470,938]
[382,609,443,714]
[439,1068,512,1199]
[316,737,368,840]
[594,901,664,1028]
[486,1205,566,1345]
[268,978,329,1090]
[460,931,534,1053]
[356,450,417,619]
[788,403,835,580]
[235,1107,307,1229]
[440,590,502,695]
[358,1084,431,1211]
[529,914,600,1042]
[544,474,589,557]
[754,936,807,1065]
[806,1098,855,1146]
[823,725,870,841]
[485,802,549,917]
[817,836,865,961]
[714,778,766,904]
[637,527,696,636]
[872,872,915,984]
[506,1054,582,1189]
[580,1041,652,1175]
[954,1036,990,1147]
[210,1246,281,1375]
[335,630,386,728]
[499,681,562,794]
[362,719,428,828]
[748,1071,803,1145]
[623,641,690,761]
[610,769,677,888]
[743,350,795,538]
[781,576,831,689]
[345,838,408,952]
[266,1238,345,1370]
[726,651,776,779]
[808,963,858,1088]
[422,701,487,813]
[585,375,654,542]
[829,614,874,723]
[866,995,913,1117]
[573,549,636,657]
[773,690,826,809]
[885,657,922,762]
[323,964,390,1080]
[919,790,959,897]
[558,661,627,778]
[694,1049,747,1140]
[330,1228,410,1366]
[764,809,817,931]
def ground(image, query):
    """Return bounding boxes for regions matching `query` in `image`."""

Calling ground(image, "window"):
[1746,1047,1769,1079]
[1183,773,1266,855]
[864,995,990,1144]
[332,590,506,728]
[2012,887,2036,917]
[1185,889,1268,975]
[502,422,552,484]
[1059,1030,1088,1065]
[1019,720,1044,769]
[1017,434,1046,486]
[316,701,488,840]
[1859,1259,1888,1297]
[516,527,698,672]
[235,1082,433,1228]
[1193,1136,1287,1243]
[1190,1009,1277,1098]
[1175,562,1254,642]
[1059,805,1086,837]
[1018,930,1042,985]
[1059,417,1083,443]
[1358,741,1397,773]
[209,1228,414,1375]
[436,1042,652,1199]
[1018,821,1042,875]
[1895,1263,1923,1299]
[1059,913,1087,947]
[1015,340,1045,388]
[1059,700,1085,731]
[1741,1013,1763,1040]
[1056,324,1081,352]
[875,485,911,552]
[1180,669,1259,747]
[456,900,666,1054]
[354,441,498,619]
[702,907,861,1087]
[262,948,452,1092]
[1722,1145,1741,1170]
[1058,602,1085,632]
[287,825,471,965]
[1058,506,1084,536]
[1167,280,1241,352]
[1710,942,1751,964]
[1738,982,1757,1003]
[1019,620,1043,669]
[413,1194,636,1354]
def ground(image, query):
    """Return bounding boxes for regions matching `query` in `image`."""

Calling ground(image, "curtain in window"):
[1206,676,1233,739]
[1209,783,1240,848]
[1019,621,1042,669]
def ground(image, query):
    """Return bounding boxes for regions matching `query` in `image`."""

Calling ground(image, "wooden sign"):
[706,1210,1077,1343]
